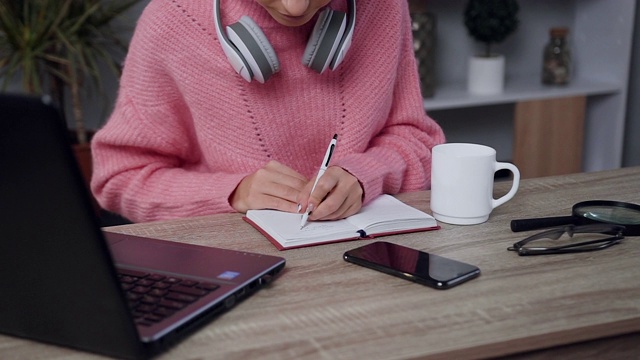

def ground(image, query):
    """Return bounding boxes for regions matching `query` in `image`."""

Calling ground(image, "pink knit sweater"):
[91,0,445,223]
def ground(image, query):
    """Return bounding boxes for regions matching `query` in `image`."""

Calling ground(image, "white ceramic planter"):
[467,54,505,95]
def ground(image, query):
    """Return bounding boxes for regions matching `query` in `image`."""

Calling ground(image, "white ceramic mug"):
[430,143,520,225]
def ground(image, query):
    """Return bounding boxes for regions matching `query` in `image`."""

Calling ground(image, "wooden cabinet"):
[513,96,585,178]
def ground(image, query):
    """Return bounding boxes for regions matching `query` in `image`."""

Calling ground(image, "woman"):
[91,0,445,223]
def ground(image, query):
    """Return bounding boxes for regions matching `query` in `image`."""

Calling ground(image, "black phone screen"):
[343,241,480,289]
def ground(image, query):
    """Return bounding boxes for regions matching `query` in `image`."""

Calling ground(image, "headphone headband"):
[332,0,355,70]
[213,0,253,81]
[214,0,356,83]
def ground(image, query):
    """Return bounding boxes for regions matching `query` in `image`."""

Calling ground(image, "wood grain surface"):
[513,96,586,178]
[2,167,639,360]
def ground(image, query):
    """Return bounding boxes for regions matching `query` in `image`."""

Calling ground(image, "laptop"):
[0,94,286,359]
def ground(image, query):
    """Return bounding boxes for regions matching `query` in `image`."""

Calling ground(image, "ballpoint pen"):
[300,134,338,229]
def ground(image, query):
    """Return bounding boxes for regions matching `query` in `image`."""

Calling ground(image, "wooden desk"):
[2,167,640,359]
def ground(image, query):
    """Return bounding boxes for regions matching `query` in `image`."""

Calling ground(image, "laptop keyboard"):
[118,268,220,327]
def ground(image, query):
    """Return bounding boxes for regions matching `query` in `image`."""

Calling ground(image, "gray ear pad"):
[227,16,280,81]
[302,8,347,73]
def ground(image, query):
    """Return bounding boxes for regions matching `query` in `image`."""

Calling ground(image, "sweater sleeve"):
[90,2,245,223]
[333,2,445,204]
[91,93,246,223]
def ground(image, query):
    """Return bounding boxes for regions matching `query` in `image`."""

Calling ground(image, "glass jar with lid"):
[542,27,571,85]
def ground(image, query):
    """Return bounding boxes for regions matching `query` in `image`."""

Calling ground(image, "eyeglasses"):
[507,224,625,256]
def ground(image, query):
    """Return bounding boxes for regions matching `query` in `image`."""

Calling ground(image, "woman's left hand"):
[298,166,363,221]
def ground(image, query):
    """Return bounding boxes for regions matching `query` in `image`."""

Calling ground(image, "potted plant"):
[0,0,140,142]
[464,0,519,95]
[0,0,140,200]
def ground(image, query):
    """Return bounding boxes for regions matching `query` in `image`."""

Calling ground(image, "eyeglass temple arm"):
[511,216,576,232]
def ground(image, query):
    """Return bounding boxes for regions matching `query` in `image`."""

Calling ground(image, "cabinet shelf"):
[424,77,620,112]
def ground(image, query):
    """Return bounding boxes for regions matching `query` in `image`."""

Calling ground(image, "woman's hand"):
[298,166,363,221]
[230,160,308,213]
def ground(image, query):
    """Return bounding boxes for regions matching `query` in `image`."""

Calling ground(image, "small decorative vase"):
[542,27,571,85]
[467,54,505,95]
[411,11,437,98]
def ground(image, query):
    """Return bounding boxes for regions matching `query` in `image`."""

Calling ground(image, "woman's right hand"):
[230,160,308,213]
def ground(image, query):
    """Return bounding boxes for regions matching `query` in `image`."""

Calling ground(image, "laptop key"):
[140,295,160,305]
[120,276,138,284]
[166,292,198,303]
[152,282,171,290]
[159,299,186,310]
[196,283,220,291]
[136,279,155,286]
[148,274,166,281]
[153,307,175,317]
[180,280,198,287]
[148,288,168,297]
[170,285,208,296]
[119,268,149,278]
[131,286,151,294]
[164,277,182,285]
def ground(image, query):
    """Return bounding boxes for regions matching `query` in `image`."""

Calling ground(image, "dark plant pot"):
[71,138,100,215]
[73,143,92,187]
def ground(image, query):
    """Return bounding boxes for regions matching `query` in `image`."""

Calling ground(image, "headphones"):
[213,0,356,83]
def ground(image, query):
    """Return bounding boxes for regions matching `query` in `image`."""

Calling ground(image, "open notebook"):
[0,94,285,359]
[244,194,439,250]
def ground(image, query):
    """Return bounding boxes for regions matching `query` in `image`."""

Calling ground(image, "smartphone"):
[343,241,480,290]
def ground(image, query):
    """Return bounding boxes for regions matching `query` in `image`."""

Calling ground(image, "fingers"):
[305,166,363,221]
[312,189,361,220]
[230,161,308,213]
[258,161,308,203]
[264,160,308,183]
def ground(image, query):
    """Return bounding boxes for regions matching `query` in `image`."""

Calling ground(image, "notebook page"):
[247,210,358,244]
[346,195,435,234]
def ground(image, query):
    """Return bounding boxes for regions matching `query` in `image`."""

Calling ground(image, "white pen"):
[300,134,338,229]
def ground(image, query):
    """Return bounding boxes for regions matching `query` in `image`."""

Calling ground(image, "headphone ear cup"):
[302,8,347,74]
[226,16,280,83]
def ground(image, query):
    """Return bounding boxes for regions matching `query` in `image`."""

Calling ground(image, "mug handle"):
[492,162,520,209]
